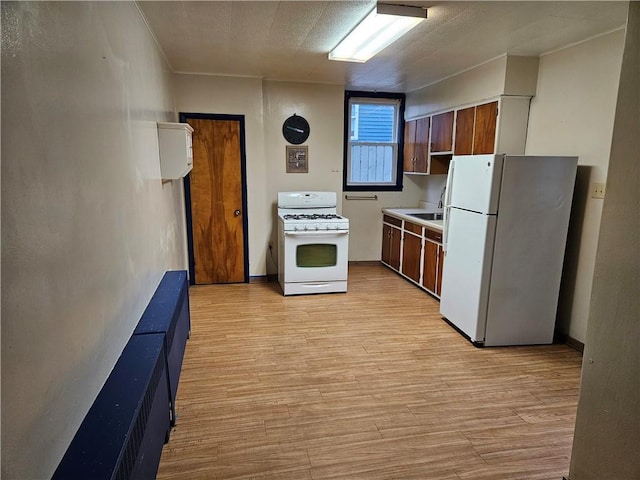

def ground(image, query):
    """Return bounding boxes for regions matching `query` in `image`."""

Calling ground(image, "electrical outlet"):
[591,182,606,199]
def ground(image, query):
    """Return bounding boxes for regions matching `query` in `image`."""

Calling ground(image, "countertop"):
[382,208,443,231]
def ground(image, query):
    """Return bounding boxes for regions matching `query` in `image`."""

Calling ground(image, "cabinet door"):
[436,246,444,297]
[382,224,401,271]
[473,101,498,154]
[422,240,438,292]
[402,231,422,283]
[414,117,429,172]
[382,224,392,265]
[430,111,454,153]
[454,106,475,155]
[403,120,417,172]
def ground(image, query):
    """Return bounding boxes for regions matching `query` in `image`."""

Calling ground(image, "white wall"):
[570,3,639,476]
[1,3,186,479]
[525,29,626,343]
[262,81,345,268]
[406,56,508,119]
[172,76,346,275]
[342,180,425,262]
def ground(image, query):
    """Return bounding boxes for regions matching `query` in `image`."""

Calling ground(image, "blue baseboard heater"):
[133,270,190,426]
[52,334,171,480]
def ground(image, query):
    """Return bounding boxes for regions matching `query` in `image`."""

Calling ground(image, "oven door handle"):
[284,230,349,236]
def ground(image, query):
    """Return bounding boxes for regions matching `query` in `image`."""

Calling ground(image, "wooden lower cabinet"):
[401,231,422,283]
[425,228,445,297]
[382,223,401,270]
[381,214,444,299]
[436,247,444,297]
[422,241,438,292]
[422,240,445,297]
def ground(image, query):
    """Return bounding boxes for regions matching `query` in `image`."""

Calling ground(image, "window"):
[343,91,405,191]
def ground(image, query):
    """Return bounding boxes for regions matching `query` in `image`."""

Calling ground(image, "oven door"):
[283,230,349,283]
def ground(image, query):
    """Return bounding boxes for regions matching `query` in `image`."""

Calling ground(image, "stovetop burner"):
[283,213,343,220]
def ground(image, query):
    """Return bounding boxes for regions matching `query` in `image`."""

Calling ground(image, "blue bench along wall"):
[53,270,191,479]
[52,334,171,480]
[133,270,190,425]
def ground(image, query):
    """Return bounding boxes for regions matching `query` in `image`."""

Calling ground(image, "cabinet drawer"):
[425,228,442,243]
[404,221,422,235]
[383,215,402,228]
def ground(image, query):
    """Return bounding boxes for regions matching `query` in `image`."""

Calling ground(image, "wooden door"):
[473,101,498,154]
[184,116,247,284]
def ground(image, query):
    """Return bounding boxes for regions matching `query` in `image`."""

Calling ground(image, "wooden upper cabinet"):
[430,111,454,153]
[414,117,429,172]
[454,106,475,155]
[473,101,498,154]
[403,120,417,172]
[403,118,429,173]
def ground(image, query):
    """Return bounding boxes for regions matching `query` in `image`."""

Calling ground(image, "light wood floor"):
[157,264,583,480]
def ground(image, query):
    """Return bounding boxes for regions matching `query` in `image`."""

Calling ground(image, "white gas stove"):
[277,192,349,295]
[280,213,350,232]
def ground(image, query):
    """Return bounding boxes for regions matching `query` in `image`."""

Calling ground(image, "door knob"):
[234,209,241,216]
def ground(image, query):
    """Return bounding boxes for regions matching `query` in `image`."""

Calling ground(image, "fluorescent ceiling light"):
[329,3,427,63]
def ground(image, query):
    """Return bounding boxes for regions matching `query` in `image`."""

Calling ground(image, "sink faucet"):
[438,185,446,209]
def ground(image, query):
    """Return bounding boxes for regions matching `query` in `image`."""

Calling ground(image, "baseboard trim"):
[348,260,383,266]
[249,275,277,284]
[566,336,584,353]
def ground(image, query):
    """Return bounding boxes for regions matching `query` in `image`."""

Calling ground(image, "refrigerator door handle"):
[444,160,455,208]
[443,206,450,253]
[442,160,455,253]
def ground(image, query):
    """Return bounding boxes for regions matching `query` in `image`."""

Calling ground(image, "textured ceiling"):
[137,1,628,92]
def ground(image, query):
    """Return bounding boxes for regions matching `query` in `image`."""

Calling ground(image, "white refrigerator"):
[439,154,578,346]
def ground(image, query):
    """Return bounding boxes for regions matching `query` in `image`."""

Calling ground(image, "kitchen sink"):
[409,212,443,221]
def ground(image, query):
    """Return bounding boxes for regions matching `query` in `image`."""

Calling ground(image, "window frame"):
[343,90,406,192]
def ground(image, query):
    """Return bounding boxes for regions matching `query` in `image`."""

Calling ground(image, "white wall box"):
[157,122,194,179]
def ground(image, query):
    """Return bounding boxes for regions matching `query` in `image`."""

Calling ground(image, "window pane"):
[344,91,405,191]
[349,144,395,183]
[351,103,395,142]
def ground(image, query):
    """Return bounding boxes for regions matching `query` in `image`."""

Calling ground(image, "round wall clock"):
[282,114,310,145]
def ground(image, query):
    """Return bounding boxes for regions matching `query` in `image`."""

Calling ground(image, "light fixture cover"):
[329,3,427,63]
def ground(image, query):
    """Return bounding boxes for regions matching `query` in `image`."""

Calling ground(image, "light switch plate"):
[591,182,606,199]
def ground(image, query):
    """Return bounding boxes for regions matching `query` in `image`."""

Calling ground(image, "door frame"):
[180,112,250,285]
